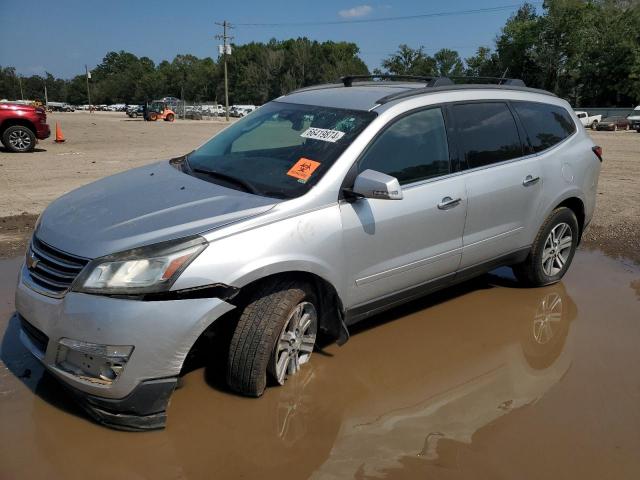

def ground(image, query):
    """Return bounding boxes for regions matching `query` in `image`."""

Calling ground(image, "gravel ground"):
[0,112,638,262]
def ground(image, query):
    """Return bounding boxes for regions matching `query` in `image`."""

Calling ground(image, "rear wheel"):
[165,113,175,122]
[148,112,158,121]
[227,280,318,397]
[2,125,36,153]
[513,207,579,287]
[591,120,598,130]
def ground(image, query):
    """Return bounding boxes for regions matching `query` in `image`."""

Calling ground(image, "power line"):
[234,3,542,27]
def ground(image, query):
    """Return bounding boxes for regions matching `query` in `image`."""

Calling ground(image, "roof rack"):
[340,74,525,88]
[340,75,454,87]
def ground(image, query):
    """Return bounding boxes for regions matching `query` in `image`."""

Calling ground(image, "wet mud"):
[1,249,639,479]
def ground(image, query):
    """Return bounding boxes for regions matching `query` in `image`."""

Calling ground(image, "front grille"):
[19,315,49,354]
[25,236,89,297]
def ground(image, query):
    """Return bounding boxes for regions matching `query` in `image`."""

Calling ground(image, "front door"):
[339,107,467,314]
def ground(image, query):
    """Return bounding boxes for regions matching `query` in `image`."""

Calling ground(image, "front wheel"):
[165,113,175,122]
[513,207,579,287]
[227,280,318,397]
[2,125,36,153]
[591,120,598,130]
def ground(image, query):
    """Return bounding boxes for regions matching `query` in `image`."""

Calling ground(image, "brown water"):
[1,250,639,479]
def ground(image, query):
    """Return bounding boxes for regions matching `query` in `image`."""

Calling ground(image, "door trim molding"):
[355,247,462,286]
[345,246,530,324]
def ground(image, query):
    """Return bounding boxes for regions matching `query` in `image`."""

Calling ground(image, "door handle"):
[437,196,462,210]
[522,175,540,186]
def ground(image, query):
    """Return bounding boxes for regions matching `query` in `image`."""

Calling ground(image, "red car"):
[0,103,50,152]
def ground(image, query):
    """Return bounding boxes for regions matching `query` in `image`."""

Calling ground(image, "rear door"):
[450,102,543,269]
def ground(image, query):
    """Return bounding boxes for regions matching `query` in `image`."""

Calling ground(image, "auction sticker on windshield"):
[301,127,345,143]
[287,158,321,182]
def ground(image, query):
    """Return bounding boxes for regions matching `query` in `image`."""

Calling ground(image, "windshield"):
[185,101,376,198]
[628,110,640,117]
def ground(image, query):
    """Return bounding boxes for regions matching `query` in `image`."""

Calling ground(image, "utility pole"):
[85,65,92,106]
[215,20,233,122]
[18,76,24,100]
[44,84,48,106]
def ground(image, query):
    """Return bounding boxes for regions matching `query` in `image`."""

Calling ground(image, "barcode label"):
[301,127,345,143]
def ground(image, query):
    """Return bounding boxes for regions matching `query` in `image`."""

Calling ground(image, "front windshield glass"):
[186,101,376,198]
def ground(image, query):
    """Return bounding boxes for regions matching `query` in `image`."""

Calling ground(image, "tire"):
[513,207,579,287]
[591,120,598,130]
[227,280,318,397]
[2,125,36,153]
[130,112,137,118]
[165,113,175,122]
[614,125,618,131]
[148,112,158,121]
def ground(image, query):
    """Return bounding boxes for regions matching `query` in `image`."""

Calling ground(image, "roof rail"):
[340,74,525,88]
[340,75,454,87]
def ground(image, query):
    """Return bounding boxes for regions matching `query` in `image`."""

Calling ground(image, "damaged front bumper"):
[15,264,235,430]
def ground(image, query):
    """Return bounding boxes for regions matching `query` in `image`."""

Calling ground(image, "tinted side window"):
[513,102,577,153]
[453,102,523,168]
[358,108,450,185]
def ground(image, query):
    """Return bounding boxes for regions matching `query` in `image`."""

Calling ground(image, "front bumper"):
[36,123,51,140]
[15,264,235,429]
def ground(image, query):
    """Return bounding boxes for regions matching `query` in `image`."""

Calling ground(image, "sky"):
[0,0,540,79]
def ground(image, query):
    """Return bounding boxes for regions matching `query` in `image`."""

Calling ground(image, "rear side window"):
[452,102,523,168]
[513,101,576,153]
[358,107,450,185]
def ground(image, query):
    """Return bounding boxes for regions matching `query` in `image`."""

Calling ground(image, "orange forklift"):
[144,100,176,122]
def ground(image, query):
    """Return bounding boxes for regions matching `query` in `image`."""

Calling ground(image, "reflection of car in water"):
[305,281,577,478]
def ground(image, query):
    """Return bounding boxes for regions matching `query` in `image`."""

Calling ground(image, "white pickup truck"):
[575,111,602,129]
[627,106,640,132]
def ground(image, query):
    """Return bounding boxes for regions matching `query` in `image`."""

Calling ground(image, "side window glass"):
[452,102,523,168]
[513,102,577,153]
[358,108,450,185]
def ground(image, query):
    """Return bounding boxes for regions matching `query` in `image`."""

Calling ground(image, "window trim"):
[509,99,578,156]
[448,100,527,171]
[343,104,455,192]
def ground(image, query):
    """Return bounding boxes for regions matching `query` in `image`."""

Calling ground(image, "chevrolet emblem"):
[26,250,39,270]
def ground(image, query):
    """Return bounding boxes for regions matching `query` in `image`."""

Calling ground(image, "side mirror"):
[349,169,403,200]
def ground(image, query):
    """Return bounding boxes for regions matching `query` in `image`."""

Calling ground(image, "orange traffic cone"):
[54,122,65,143]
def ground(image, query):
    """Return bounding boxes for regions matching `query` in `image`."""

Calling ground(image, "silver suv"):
[15,76,601,430]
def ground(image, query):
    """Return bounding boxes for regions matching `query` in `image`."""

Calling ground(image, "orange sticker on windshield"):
[287,157,321,181]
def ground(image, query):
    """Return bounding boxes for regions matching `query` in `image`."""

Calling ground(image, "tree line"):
[1,0,638,107]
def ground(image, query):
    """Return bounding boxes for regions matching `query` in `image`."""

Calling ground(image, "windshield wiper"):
[192,167,260,195]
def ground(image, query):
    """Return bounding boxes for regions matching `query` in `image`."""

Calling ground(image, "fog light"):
[55,338,134,385]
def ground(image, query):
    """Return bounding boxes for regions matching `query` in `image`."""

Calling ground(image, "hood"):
[37,161,278,259]
[0,102,38,112]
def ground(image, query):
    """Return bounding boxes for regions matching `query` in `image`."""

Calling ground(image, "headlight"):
[73,236,207,295]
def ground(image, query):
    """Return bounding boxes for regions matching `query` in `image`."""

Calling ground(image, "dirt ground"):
[0,112,638,262]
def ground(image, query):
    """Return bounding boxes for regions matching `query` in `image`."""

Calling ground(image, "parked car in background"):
[574,111,601,129]
[126,105,144,118]
[595,116,630,131]
[15,75,601,430]
[627,106,640,132]
[47,102,75,112]
[230,105,257,117]
[0,102,50,152]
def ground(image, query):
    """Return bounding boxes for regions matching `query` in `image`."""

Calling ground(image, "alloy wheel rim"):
[8,130,32,151]
[273,302,317,385]
[541,222,572,276]
[532,293,563,344]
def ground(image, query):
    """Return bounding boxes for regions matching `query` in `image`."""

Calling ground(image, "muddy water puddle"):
[1,250,639,479]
